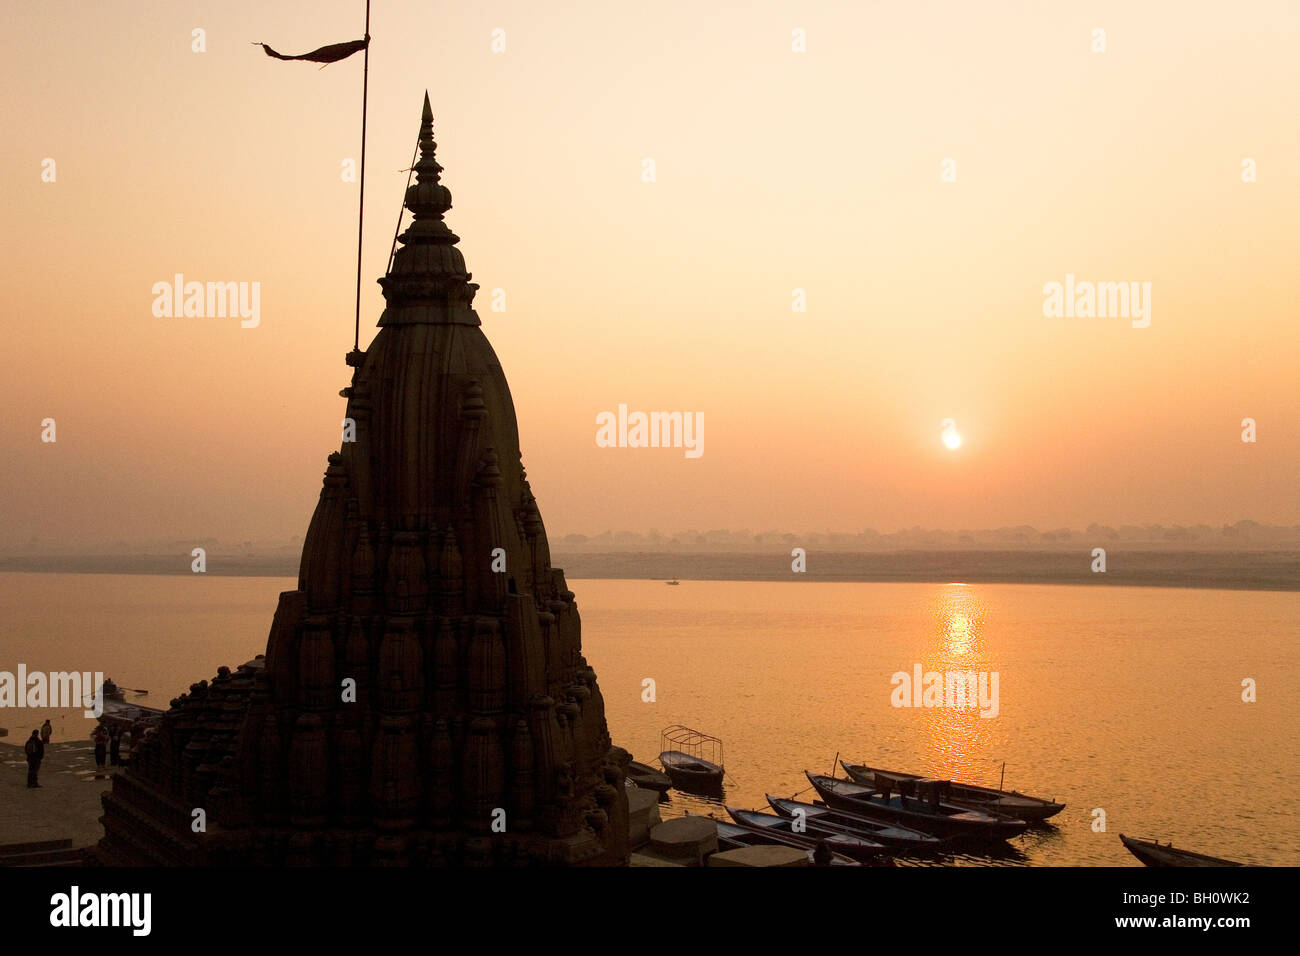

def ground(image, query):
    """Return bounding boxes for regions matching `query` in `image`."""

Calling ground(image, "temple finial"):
[375,95,479,327]
[410,93,445,198]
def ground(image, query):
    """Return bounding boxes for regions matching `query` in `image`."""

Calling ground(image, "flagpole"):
[352,0,371,355]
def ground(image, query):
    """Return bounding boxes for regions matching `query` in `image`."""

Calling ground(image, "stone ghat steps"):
[0,838,85,867]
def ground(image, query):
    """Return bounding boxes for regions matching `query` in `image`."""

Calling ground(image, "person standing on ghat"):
[40,719,52,748]
[24,729,45,788]
[92,724,109,769]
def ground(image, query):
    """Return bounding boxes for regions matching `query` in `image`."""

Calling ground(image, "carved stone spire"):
[95,96,628,867]
[377,91,479,328]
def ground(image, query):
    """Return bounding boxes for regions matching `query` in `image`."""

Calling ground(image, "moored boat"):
[843,761,1064,823]
[87,681,163,734]
[701,818,862,865]
[1119,834,1244,867]
[96,678,127,703]
[806,772,1028,841]
[726,808,888,862]
[765,795,948,851]
[659,724,725,794]
[626,760,672,794]
[659,751,724,792]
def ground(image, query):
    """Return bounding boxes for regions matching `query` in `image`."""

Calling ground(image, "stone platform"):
[0,741,122,852]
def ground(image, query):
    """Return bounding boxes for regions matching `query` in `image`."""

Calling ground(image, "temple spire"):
[402,91,455,241]
[376,94,479,327]
[96,98,627,867]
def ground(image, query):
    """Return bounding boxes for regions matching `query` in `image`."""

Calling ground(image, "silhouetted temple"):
[96,95,629,866]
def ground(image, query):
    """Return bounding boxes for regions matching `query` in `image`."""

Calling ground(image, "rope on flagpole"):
[352,0,371,354]
[388,136,419,275]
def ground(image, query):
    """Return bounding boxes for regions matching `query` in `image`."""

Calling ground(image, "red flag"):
[256,38,368,65]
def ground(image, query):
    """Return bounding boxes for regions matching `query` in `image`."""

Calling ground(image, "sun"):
[940,418,962,449]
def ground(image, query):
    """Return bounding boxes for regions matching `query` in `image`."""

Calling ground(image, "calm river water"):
[2,573,1295,865]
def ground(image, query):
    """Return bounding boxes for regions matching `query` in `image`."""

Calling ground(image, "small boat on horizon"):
[842,761,1065,823]
[806,772,1029,841]
[1119,834,1244,867]
[665,578,680,586]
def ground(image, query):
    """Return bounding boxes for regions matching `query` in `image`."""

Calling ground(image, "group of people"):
[91,723,130,769]
[22,718,134,788]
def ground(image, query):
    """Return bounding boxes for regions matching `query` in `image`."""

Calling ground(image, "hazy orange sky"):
[3,1,1297,549]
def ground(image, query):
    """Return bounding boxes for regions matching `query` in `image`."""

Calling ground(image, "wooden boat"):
[658,725,724,793]
[665,579,680,586]
[806,772,1028,841]
[698,817,861,866]
[659,751,724,792]
[87,681,163,734]
[626,760,672,794]
[1119,834,1244,867]
[765,795,948,851]
[726,808,888,862]
[843,761,1064,823]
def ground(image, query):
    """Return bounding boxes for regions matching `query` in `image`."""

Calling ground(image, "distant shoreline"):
[1,550,1297,592]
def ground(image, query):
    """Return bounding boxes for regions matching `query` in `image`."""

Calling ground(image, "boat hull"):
[626,760,672,793]
[704,818,863,865]
[806,773,1028,841]
[659,750,724,794]
[765,795,947,851]
[726,808,887,861]
[843,762,1064,823]
[1119,834,1244,867]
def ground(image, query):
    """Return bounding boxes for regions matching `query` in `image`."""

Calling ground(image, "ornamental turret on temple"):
[95,95,629,866]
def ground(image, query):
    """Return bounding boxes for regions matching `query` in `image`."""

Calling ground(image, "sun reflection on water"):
[923,584,999,783]
[946,610,974,656]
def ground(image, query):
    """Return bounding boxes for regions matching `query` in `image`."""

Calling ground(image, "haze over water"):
[3,572,1294,865]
